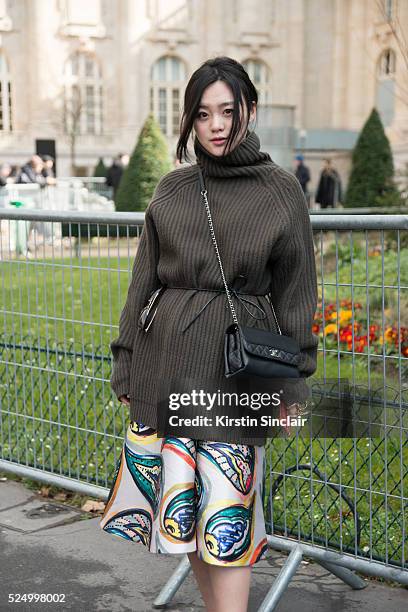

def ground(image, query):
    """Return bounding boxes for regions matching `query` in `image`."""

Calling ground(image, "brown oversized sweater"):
[110,130,319,445]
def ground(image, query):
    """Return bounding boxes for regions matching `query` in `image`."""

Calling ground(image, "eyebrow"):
[198,101,234,109]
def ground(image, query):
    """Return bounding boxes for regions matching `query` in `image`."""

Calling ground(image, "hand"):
[287,402,302,417]
[119,394,130,406]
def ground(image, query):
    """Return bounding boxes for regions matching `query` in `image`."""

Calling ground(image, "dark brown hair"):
[176,56,258,163]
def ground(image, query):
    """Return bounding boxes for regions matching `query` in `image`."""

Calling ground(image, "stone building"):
[0,0,407,192]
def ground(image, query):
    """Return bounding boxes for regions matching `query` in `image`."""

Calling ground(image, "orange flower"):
[384,327,395,341]
[339,309,353,322]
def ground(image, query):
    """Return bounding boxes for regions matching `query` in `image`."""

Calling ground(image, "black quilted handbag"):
[198,166,302,379]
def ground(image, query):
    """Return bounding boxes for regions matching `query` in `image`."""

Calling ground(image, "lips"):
[211,138,226,143]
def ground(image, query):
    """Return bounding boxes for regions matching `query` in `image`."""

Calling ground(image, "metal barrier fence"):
[57,177,114,200]
[0,209,407,609]
[0,180,113,218]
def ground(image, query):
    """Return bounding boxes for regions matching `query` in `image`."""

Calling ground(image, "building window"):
[0,52,12,131]
[376,49,396,126]
[64,51,103,136]
[377,49,396,77]
[150,56,186,136]
[242,59,271,105]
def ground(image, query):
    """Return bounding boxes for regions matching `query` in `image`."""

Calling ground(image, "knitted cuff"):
[110,349,132,400]
[280,377,311,406]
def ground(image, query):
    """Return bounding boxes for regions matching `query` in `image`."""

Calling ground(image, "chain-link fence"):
[0,208,407,607]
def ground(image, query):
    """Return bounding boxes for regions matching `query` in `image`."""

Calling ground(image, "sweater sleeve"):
[109,199,161,400]
[268,173,319,404]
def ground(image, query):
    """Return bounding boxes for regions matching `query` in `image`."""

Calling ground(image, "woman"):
[315,158,342,208]
[100,56,318,612]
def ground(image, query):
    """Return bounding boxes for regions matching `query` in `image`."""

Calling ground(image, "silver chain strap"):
[199,174,282,334]
[200,185,239,325]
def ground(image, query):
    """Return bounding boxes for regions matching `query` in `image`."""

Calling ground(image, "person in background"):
[16,155,46,186]
[16,155,51,245]
[9,165,20,179]
[0,162,13,187]
[106,153,129,200]
[315,158,342,209]
[294,154,311,195]
[120,153,129,168]
[41,155,57,185]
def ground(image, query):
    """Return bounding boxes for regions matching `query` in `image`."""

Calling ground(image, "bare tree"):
[63,84,83,175]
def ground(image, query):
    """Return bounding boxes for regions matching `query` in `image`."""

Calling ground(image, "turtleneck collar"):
[193,130,272,178]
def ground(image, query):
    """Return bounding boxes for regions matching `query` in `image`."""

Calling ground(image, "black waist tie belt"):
[165,286,269,333]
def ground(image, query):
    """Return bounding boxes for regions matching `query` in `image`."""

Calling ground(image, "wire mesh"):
[0,210,406,575]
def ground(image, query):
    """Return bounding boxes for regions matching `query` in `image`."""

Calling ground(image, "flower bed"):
[313,298,408,357]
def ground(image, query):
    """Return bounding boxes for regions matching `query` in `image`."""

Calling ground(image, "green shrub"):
[115,113,172,214]
[93,157,107,178]
[344,108,400,208]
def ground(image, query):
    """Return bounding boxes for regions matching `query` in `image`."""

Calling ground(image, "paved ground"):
[0,479,407,612]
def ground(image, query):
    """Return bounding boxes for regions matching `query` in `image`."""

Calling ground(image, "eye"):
[197,111,207,119]
[224,109,233,115]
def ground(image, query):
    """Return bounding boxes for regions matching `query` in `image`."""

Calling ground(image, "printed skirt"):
[99,421,268,566]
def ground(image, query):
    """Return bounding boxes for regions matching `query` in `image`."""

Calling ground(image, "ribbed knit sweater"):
[110,130,319,445]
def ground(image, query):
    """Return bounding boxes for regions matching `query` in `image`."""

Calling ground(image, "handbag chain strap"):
[197,166,281,334]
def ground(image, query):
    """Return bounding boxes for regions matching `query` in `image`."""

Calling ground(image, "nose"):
[210,114,224,131]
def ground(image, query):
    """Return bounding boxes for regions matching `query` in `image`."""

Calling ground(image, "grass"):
[0,243,407,569]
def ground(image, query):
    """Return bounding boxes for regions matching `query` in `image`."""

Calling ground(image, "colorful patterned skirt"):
[99,421,268,566]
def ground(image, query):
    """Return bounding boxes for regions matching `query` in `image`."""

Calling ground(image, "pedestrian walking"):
[315,158,342,208]
[100,56,318,612]
[106,153,129,201]
[294,154,311,195]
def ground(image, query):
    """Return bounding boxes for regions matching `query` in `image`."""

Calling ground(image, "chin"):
[208,143,228,156]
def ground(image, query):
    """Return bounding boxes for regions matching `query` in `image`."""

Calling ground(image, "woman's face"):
[193,80,256,157]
